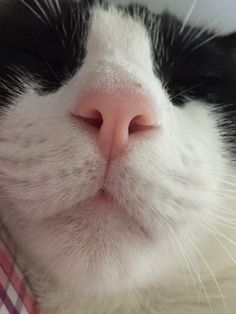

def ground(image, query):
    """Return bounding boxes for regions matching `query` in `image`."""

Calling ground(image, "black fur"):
[0,0,91,107]
[123,4,236,153]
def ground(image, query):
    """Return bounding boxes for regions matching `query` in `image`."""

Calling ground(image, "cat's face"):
[0,0,235,296]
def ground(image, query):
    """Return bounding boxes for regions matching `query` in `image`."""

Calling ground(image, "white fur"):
[0,4,235,314]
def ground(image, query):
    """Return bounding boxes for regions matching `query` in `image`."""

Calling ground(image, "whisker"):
[44,0,56,16]
[164,229,192,301]
[32,0,52,25]
[180,0,198,34]
[43,56,61,84]
[217,193,236,200]
[181,2,236,50]
[188,237,229,314]
[18,0,45,24]
[218,179,236,188]
[200,222,236,265]
[168,227,196,287]
[203,221,236,249]
[170,82,206,102]
[112,252,141,312]
[215,206,236,216]
[62,21,68,39]
[192,33,221,51]
[54,0,62,15]
[211,172,236,179]
[218,188,236,193]
[167,226,214,314]
[45,0,61,17]
[214,221,236,230]
[208,212,236,227]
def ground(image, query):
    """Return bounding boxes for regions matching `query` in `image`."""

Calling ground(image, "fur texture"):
[0,1,235,313]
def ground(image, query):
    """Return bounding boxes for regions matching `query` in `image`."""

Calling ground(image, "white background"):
[109,0,236,34]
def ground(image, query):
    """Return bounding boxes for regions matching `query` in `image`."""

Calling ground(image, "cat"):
[0,0,235,313]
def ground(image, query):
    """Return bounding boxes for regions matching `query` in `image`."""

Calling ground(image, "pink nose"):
[72,91,157,161]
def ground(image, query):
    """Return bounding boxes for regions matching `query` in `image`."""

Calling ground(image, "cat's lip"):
[67,189,116,214]
[83,189,117,211]
[91,191,151,239]
[93,189,113,202]
[68,189,151,239]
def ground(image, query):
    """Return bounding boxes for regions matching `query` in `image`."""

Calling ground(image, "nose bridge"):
[83,56,149,96]
[87,6,154,78]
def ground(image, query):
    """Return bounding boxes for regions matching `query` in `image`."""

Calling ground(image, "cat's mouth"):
[65,188,151,240]
[82,188,120,215]
[94,188,113,202]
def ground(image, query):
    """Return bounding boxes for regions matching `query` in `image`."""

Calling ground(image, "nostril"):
[129,115,155,134]
[78,110,103,130]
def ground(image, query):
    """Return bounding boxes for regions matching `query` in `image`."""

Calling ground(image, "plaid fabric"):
[0,226,39,314]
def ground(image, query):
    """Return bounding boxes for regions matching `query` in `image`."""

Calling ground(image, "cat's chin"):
[36,196,158,297]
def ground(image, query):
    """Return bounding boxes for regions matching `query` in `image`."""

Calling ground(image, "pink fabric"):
[0,226,39,314]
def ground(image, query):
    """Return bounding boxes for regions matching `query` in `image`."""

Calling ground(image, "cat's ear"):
[217,32,236,60]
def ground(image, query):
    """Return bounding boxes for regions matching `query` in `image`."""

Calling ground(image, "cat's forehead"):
[87,6,152,64]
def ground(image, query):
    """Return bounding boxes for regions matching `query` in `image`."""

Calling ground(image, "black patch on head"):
[151,14,236,106]
[0,0,93,109]
[125,5,236,154]
[149,13,236,153]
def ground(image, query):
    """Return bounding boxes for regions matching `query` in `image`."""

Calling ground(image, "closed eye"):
[167,75,226,106]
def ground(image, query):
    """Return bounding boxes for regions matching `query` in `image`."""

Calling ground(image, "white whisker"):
[180,0,198,34]
[200,222,236,265]
[43,57,61,84]
[167,227,214,314]
[192,33,221,51]
[170,82,206,102]
[208,212,236,227]
[32,0,52,25]
[18,0,45,24]
[168,227,196,286]
[45,0,58,17]
[218,179,236,188]
[203,221,236,249]
[188,237,229,314]
[217,193,236,201]
[218,188,236,193]
[181,2,236,50]
[215,206,236,217]
[114,254,141,312]
[54,0,62,15]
